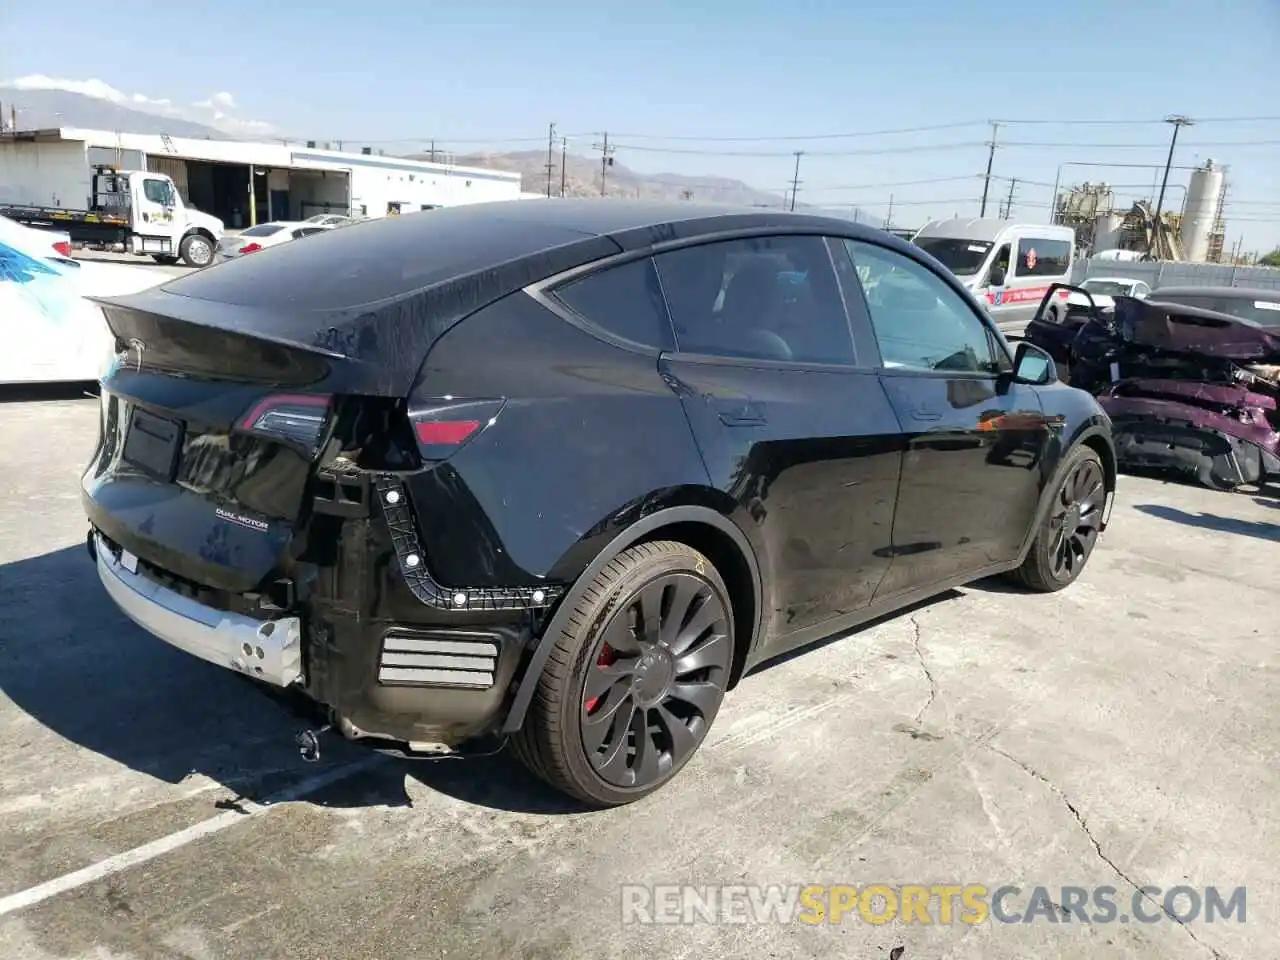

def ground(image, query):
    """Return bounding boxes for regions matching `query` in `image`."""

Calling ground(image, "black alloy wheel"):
[580,571,732,788]
[1013,446,1108,592]
[510,540,735,807]
[1046,453,1106,580]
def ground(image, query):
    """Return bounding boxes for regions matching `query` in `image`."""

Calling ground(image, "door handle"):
[910,406,941,422]
[712,399,766,427]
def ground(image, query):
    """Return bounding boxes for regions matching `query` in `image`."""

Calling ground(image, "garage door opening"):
[290,169,351,221]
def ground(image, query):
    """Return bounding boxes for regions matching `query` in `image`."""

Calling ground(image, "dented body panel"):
[1028,289,1280,489]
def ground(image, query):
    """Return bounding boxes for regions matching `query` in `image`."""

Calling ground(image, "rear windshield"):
[913,237,992,275]
[159,207,601,310]
[1152,292,1280,328]
[1082,280,1134,296]
[240,224,286,237]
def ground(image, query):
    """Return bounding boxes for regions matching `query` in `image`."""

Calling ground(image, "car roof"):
[403,197,890,248]
[912,217,1076,243]
[1083,276,1143,284]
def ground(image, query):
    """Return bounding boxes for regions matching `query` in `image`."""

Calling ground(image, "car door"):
[137,177,177,233]
[652,233,902,644]
[841,238,1055,597]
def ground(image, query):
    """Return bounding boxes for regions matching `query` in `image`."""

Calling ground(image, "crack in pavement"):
[910,615,938,723]
[987,744,1229,960]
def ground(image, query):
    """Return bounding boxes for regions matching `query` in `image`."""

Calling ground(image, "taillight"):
[238,394,332,452]
[238,242,263,254]
[409,399,504,461]
[53,240,72,257]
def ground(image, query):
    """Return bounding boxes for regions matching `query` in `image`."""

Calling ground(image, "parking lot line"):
[0,754,385,919]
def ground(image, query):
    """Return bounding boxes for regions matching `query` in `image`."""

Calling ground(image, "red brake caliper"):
[584,643,617,713]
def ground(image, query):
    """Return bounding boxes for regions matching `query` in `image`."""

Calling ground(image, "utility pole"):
[593,132,614,196]
[979,122,1000,217]
[545,122,556,198]
[788,151,803,212]
[1153,115,1193,254]
[560,136,567,197]
[1001,178,1017,219]
[883,194,894,230]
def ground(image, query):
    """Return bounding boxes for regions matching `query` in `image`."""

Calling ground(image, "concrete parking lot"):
[74,248,195,280]
[0,396,1276,960]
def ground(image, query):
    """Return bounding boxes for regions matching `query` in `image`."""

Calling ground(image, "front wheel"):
[1011,446,1107,592]
[511,540,734,807]
[179,233,214,268]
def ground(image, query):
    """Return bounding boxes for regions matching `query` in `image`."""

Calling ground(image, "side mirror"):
[1012,341,1057,385]
[988,265,1007,287]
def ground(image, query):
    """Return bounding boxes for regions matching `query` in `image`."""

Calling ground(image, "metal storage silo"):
[1093,211,1124,253]
[1182,160,1225,263]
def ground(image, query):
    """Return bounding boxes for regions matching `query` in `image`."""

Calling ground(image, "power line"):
[999,139,1280,149]
[562,114,1280,144]
[608,141,989,158]
[814,174,985,191]
[605,120,987,142]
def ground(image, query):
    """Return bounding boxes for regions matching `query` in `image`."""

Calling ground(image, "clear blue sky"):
[4,0,1278,250]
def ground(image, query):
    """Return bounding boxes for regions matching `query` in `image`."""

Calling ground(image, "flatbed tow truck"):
[0,164,224,268]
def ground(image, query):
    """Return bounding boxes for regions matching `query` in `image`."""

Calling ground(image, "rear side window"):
[549,256,674,350]
[654,234,856,365]
[1013,238,1071,278]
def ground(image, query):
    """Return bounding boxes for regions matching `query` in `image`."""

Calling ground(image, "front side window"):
[142,179,173,206]
[550,256,674,350]
[845,240,1001,374]
[654,234,856,365]
[1012,238,1071,278]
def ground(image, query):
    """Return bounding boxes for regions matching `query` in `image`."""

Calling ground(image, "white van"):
[910,218,1077,337]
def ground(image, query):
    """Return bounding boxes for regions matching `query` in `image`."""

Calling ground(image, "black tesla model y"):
[82,200,1116,806]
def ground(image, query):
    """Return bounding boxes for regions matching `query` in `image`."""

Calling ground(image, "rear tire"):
[1012,446,1107,592]
[511,540,734,807]
[179,232,214,268]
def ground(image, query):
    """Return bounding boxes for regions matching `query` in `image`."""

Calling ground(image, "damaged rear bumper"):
[1103,399,1280,487]
[92,531,304,687]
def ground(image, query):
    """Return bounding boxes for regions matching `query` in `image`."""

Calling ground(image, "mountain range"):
[0,86,869,218]
[0,87,230,139]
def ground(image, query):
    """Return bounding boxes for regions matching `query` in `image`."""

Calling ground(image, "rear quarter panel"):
[403,291,714,587]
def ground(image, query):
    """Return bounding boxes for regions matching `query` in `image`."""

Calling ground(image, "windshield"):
[1152,292,1280,328]
[913,237,993,276]
[1082,280,1135,296]
[240,223,286,237]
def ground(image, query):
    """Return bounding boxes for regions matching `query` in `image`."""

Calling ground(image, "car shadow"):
[1133,503,1280,543]
[0,381,98,404]
[0,544,584,816]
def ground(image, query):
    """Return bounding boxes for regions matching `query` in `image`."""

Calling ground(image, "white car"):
[1,213,73,262]
[304,213,354,227]
[213,221,333,262]
[1,214,167,384]
[1067,276,1151,312]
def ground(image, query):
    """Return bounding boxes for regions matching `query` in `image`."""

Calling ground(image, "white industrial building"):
[0,127,524,229]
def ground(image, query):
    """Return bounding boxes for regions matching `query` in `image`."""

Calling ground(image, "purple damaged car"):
[1029,285,1280,491]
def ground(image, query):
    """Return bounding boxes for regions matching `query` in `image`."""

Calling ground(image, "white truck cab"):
[93,167,224,267]
[911,218,1077,337]
[0,165,224,268]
